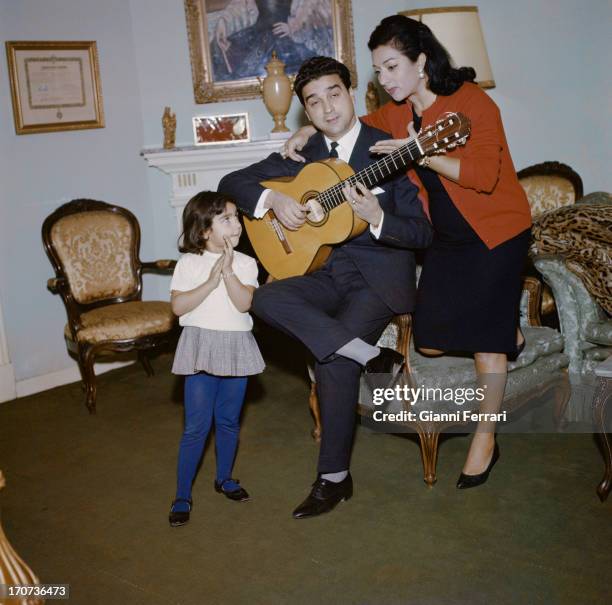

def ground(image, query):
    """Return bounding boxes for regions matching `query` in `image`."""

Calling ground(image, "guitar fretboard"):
[317,138,423,212]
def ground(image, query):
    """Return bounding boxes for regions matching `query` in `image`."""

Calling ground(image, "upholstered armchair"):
[518,161,584,323]
[518,161,583,219]
[42,199,178,413]
[527,192,611,422]
[532,193,611,373]
[534,258,611,374]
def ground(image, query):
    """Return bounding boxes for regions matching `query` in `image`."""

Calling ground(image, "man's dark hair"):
[294,56,352,105]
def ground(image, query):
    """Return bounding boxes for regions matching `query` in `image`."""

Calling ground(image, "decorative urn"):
[259,51,293,134]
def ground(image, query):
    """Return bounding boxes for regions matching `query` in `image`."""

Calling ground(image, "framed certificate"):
[5,41,105,135]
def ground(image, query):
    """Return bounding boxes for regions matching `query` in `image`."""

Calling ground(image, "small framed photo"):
[192,112,250,145]
[5,40,104,135]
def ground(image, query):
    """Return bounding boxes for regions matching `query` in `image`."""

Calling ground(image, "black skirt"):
[412,110,530,354]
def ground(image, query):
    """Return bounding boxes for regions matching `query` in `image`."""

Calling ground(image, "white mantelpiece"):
[142,139,283,232]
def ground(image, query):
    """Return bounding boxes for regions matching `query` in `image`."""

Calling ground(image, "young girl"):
[168,191,265,527]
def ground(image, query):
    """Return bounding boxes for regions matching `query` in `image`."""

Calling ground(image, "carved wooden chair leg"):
[138,351,155,377]
[81,346,97,414]
[593,376,612,502]
[596,432,612,503]
[75,349,88,392]
[309,381,322,442]
[0,471,44,605]
[416,426,440,486]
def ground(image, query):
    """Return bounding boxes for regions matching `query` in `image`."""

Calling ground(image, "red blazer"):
[363,83,532,249]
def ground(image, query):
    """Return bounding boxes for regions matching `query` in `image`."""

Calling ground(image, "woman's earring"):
[418,67,425,79]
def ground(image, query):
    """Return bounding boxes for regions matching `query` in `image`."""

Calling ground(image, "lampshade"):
[400,6,495,89]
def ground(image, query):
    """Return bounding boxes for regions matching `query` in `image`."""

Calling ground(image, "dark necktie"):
[329,141,339,158]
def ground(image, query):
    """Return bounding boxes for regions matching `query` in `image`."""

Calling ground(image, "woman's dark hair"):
[179,191,234,254]
[294,56,352,105]
[368,15,475,96]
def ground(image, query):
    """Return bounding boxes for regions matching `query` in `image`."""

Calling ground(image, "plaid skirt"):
[172,326,265,376]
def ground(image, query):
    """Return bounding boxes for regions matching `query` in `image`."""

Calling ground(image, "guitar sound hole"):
[303,196,328,227]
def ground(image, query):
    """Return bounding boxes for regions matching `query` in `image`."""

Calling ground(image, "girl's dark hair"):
[179,191,234,254]
[368,15,475,96]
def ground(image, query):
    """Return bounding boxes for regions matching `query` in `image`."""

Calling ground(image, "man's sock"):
[321,470,348,483]
[336,338,379,366]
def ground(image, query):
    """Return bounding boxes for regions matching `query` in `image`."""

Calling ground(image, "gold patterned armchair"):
[517,161,583,218]
[518,161,584,324]
[42,199,178,413]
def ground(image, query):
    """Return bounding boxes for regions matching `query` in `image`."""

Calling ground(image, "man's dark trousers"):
[253,249,394,473]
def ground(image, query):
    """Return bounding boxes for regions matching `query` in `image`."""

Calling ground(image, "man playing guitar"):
[219,56,432,519]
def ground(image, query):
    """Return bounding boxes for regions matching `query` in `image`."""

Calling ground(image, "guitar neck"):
[318,138,423,211]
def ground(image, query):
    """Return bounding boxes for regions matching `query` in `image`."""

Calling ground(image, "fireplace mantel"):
[142,139,284,231]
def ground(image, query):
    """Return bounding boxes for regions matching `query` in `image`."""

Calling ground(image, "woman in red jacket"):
[283,15,532,489]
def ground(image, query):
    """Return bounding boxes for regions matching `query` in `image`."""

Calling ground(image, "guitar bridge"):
[267,213,292,254]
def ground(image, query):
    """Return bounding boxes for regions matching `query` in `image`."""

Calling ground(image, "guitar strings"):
[316,139,420,212]
[319,141,417,211]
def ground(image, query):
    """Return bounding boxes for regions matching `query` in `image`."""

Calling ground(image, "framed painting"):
[5,41,104,135]
[184,0,357,103]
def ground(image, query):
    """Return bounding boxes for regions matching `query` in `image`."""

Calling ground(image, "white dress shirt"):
[253,119,385,237]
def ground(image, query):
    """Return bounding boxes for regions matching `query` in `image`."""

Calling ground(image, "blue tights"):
[174,373,247,510]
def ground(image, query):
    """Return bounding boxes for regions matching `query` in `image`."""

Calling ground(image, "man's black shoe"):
[292,473,353,519]
[365,347,404,376]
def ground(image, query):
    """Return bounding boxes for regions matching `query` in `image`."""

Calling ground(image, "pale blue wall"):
[0,0,153,382]
[0,0,610,387]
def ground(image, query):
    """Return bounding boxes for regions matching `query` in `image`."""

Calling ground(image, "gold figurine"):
[162,106,176,149]
[365,82,381,114]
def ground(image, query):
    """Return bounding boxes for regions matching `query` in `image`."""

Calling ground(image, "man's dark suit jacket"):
[218,121,432,314]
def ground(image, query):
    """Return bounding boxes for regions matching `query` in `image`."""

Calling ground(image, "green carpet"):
[0,330,610,605]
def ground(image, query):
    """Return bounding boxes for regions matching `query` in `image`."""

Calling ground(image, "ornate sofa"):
[308,277,570,487]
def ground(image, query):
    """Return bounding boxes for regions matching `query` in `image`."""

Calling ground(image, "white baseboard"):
[13,360,134,400]
[0,363,17,403]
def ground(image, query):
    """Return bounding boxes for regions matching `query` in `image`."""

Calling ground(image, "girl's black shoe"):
[456,443,500,489]
[214,478,250,502]
[169,498,192,527]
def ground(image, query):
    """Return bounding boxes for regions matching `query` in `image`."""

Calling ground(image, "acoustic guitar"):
[244,112,471,279]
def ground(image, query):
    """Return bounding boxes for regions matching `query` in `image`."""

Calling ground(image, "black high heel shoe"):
[456,443,500,489]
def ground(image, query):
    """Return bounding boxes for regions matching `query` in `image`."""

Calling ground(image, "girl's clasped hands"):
[208,236,235,287]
